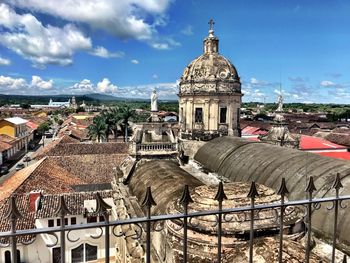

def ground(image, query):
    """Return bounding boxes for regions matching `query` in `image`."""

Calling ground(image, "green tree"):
[76,106,85,113]
[107,107,123,139]
[37,122,50,135]
[88,115,107,142]
[20,103,31,109]
[118,104,135,142]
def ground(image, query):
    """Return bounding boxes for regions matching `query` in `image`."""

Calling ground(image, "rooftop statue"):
[276,94,284,112]
[151,89,158,112]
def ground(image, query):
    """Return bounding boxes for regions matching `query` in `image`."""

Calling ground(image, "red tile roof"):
[315,151,350,161]
[0,190,113,244]
[299,135,348,150]
[0,141,12,151]
[242,126,268,136]
[26,121,38,130]
[0,134,17,144]
[34,142,128,159]
[0,160,45,202]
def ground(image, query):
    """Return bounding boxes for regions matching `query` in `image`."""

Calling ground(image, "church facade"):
[179,20,242,140]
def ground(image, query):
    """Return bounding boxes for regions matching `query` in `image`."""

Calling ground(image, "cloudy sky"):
[0,0,349,103]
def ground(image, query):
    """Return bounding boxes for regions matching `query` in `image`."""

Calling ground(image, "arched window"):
[71,243,97,262]
[4,250,20,263]
[5,251,10,263]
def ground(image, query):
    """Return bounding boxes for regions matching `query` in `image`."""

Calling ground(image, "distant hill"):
[0,93,167,106]
[0,93,139,105]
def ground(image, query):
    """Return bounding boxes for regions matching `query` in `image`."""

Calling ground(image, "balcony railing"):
[0,175,349,263]
[136,142,177,152]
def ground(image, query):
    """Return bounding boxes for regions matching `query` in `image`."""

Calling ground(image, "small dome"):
[179,23,241,95]
[181,53,239,82]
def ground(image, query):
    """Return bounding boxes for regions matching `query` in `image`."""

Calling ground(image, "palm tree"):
[88,115,107,142]
[107,107,122,140]
[118,104,135,142]
[100,110,115,142]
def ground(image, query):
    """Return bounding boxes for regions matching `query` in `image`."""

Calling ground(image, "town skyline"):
[0,0,349,103]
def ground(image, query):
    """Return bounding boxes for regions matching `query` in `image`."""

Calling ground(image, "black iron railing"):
[0,175,349,263]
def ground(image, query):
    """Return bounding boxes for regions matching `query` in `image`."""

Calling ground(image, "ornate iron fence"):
[0,175,349,263]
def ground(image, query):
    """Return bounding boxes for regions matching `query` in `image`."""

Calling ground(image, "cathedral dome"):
[181,53,239,82]
[179,21,241,95]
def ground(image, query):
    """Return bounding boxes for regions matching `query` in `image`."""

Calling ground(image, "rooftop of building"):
[2,117,28,125]
[33,140,128,159]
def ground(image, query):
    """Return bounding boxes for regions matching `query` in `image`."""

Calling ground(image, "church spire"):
[204,19,219,54]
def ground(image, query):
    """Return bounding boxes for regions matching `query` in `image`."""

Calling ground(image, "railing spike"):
[332,173,343,190]
[4,195,22,220]
[214,181,228,202]
[305,176,317,193]
[141,186,157,208]
[277,178,289,196]
[247,181,259,198]
[54,195,71,217]
[343,254,347,263]
[95,192,112,214]
[179,185,194,206]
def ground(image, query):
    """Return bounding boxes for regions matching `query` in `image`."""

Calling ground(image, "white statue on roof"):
[151,89,158,112]
[276,94,284,112]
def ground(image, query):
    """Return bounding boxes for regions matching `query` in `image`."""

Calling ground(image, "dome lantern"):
[204,19,219,54]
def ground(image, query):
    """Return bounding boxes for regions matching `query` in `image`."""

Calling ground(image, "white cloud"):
[0,75,27,90]
[288,76,307,82]
[70,79,94,93]
[320,80,335,87]
[151,43,169,50]
[5,0,178,49]
[97,78,118,93]
[0,56,11,66]
[116,82,178,99]
[0,4,92,67]
[250,77,268,86]
[131,59,139,64]
[152,74,159,79]
[31,75,53,89]
[181,25,193,36]
[90,46,124,58]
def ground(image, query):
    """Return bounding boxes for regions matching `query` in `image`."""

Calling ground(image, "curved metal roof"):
[195,136,350,251]
[128,160,202,215]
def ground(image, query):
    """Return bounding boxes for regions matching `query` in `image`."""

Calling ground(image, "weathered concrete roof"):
[194,136,350,252]
[128,160,202,215]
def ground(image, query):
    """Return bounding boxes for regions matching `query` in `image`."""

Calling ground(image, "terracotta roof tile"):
[0,141,12,151]
[0,159,45,202]
[14,157,83,195]
[0,190,113,244]
[34,142,128,159]
[0,134,17,144]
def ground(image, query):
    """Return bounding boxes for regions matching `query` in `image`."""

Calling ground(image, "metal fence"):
[0,175,349,263]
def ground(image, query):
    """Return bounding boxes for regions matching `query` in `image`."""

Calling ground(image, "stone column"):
[228,100,234,136]
[182,98,187,131]
[204,99,210,131]
[188,98,194,132]
[213,99,220,131]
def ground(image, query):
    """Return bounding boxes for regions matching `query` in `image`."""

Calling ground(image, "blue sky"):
[0,0,349,103]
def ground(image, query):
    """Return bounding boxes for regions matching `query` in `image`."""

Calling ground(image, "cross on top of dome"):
[208,19,215,38]
[208,19,215,30]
